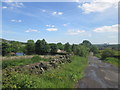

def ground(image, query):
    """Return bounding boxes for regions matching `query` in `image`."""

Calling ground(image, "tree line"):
[2,39,99,57]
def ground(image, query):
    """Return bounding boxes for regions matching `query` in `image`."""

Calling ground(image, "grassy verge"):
[3,56,88,88]
[2,56,49,69]
[104,57,120,67]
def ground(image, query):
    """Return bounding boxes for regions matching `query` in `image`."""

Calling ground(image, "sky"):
[1,0,119,44]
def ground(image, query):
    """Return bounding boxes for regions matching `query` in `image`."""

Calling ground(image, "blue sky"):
[2,0,118,44]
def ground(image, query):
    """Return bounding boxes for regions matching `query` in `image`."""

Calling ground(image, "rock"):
[35,65,39,68]
[39,63,48,70]
[40,67,45,72]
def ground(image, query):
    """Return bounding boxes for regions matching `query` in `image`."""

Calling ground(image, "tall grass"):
[2,56,49,69]
[105,57,120,67]
[3,56,88,88]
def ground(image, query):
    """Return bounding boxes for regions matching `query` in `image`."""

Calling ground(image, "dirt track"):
[76,53,119,88]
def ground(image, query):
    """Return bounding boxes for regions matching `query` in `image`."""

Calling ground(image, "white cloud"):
[46,25,55,28]
[63,24,68,27]
[58,12,63,15]
[3,0,14,2]
[42,9,46,12]
[25,28,39,33]
[10,19,22,23]
[3,1,24,9]
[2,6,8,9]
[46,28,58,31]
[52,12,57,15]
[93,24,118,32]
[67,29,85,35]
[78,0,118,14]
[52,11,63,15]
[12,2,24,8]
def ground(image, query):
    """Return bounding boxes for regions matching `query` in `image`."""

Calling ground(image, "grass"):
[104,57,120,67]
[114,51,120,56]
[2,56,88,88]
[94,53,101,58]
[2,56,49,69]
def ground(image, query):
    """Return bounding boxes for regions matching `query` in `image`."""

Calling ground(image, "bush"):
[101,49,114,59]
[105,57,120,67]
[76,45,89,57]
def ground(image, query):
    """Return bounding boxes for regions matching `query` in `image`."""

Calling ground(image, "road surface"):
[76,53,119,88]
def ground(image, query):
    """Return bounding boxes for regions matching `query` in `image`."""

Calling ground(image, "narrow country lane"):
[76,53,119,88]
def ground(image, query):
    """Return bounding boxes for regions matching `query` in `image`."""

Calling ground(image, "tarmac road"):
[76,53,119,88]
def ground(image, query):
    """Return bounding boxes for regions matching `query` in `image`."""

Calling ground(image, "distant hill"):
[0,38,27,44]
[94,44,120,50]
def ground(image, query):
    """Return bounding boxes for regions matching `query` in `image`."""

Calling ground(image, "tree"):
[90,45,99,54]
[41,39,50,54]
[50,44,58,54]
[76,45,89,57]
[81,40,92,51]
[57,42,64,50]
[2,42,10,56]
[35,39,50,55]
[82,40,92,46]
[35,40,42,55]
[10,41,22,53]
[64,42,71,53]
[71,44,78,54]
[26,40,35,55]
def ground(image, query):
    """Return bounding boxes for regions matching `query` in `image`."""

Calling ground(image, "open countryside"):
[1,1,119,89]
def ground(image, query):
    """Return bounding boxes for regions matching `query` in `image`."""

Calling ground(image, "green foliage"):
[71,44,77,53]
[2,43,10,56]
[101,49,114,59]
[2,39,94,56]
[71,44,89,57]
[31,56,48,62]
[113,51,120,56]
[95,54,101,58]
[50,44,58,54]
[104,57,120,67]
[35,39,50,55]
[10,41,23,53]
[26,40,35,55]
[57,42,64,50]
[81,40,92,50]
[64,42,71,53]
[2,56,49,69]
[3,56,88,88]
[35,40,42,54]
[90,45,99,54]
[76,45,89,57]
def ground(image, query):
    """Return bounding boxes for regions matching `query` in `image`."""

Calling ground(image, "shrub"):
[101,49,114,59]
[76,45,89,57]
[105,57,120,67]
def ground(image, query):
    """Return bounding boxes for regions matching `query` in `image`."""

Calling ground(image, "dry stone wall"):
[4,55,72,75]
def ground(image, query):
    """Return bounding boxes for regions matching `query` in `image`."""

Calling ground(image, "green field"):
[2,56,88,88]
